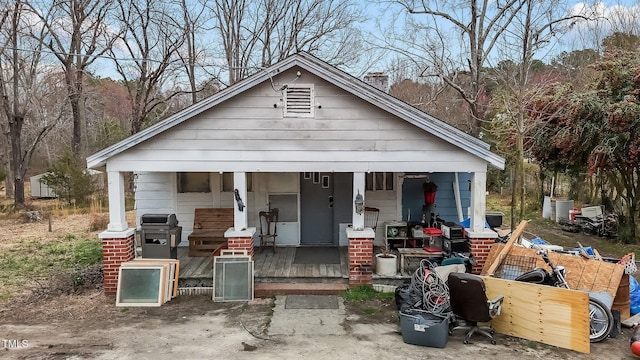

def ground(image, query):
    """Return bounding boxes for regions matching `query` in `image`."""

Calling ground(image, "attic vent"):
[284,85,314,118]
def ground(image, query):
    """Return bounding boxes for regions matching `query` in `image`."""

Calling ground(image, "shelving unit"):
[385,221,414,248]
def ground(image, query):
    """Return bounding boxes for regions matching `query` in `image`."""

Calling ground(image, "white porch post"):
[352,172,365,230]
[106,171,129,232]
[469,171,487,233]
[233,171,248,231]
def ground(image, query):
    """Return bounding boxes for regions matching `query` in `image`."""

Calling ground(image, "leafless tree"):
[28,0,119,157]
[0,0,64,206]
[176,0,213,105]
[208,0,364,85]
[112,0,186,134]
[489,0,592,226]
[386,0,529,134]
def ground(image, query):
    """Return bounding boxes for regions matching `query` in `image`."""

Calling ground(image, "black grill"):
[137,214,181,259]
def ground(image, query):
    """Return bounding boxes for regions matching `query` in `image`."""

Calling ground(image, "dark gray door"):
[300,172,334,244]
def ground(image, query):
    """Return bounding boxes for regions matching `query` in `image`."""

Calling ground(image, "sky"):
[91,0,640,83]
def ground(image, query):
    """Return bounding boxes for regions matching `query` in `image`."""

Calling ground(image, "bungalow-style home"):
[87,52,504,295]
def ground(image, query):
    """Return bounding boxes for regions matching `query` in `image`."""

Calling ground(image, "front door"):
[300,172,353,245]
[300,172,334,244]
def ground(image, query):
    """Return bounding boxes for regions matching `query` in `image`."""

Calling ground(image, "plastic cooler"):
[399,309,451,348]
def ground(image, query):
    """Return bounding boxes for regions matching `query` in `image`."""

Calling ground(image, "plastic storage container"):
[423,228,443,250]
[399,309,450,348]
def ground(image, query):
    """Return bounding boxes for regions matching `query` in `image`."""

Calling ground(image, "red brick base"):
[102,233,135,296]
[469,237,495,274]
[348,237,374,286]
[227,236,254,259]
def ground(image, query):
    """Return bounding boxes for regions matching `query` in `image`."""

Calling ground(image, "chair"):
[448,272,504,344]
[259,208,278,253]
[364,207,380,232]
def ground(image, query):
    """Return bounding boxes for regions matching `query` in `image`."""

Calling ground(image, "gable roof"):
[87,52,505,170]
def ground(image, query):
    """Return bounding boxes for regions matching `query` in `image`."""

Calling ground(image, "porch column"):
[348,172,374,286]
[469,171,487,233]
[467,171,498,274]
[101,171,135,296]
[106,171,128,232]
[352,172,365,230]
[225,172,255,258]
[233,172,248,231]
[100,229,136,296]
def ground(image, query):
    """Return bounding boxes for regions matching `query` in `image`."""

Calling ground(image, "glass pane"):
[224,262,251,301]
[118,268,162,303]
[177,172,210,193]
[375,172,384,190]
[222,173,233,192]
[214,257,252,301]
[269,194,298,222]
[385,172,394,190]
[222,173,253,192]
[365,173,373,191]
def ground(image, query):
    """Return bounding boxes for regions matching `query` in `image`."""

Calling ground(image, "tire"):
[588,296,613,343]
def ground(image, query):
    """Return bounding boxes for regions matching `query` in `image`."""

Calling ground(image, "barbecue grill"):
[137,214,181,259]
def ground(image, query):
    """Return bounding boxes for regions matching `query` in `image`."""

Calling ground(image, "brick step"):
[254,282,349,297]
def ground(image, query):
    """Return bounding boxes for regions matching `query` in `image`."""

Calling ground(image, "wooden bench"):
[188,208,234,257]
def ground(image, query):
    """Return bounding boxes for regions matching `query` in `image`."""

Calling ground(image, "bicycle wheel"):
[588,296,613,343]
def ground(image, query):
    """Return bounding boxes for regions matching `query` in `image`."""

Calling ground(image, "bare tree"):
[112,0,187,134]
[386,0,529,134]
[208,0,364,85]
[176,0,213,105]
[0,1,63,207]
[28,0,118,157]
[489,0,591,226]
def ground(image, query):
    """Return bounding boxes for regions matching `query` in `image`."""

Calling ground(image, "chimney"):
[363,72,389,93]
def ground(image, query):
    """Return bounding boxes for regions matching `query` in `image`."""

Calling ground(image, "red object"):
[423,228,443,236]
[569,209,581,221]
[423,181,438,204]
[631,325,640,357]
[423,246,442,253]
[631,341,640,357]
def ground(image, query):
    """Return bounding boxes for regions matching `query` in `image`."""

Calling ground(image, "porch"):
[176,246,408,295]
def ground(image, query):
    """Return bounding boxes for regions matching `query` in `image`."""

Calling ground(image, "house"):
[87,52,504,295]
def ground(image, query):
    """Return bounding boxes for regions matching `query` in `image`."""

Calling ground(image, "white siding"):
[365,189,399,246]
[134,172,175,228]
[106,67,487,174]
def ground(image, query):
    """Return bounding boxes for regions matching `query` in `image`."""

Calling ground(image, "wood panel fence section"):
[481,243,624,300]
[482,276,590,354]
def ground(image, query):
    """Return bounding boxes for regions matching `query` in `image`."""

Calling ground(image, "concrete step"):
[254,282,349,297]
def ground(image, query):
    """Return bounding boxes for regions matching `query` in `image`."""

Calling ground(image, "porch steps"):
[254,282,349,297]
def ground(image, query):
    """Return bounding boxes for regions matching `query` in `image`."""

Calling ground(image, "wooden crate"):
[188,208,234,257]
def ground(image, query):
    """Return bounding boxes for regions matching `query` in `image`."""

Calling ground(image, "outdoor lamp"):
[355,190,364,215]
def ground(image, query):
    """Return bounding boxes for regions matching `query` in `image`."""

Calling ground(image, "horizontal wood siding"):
[364,190,398,246]
[108,67,486,173]
[134,172,175,227]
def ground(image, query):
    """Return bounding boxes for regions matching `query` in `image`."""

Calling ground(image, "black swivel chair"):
[448,272,504,344]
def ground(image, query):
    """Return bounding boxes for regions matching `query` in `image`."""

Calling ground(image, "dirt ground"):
[0,207,639,359]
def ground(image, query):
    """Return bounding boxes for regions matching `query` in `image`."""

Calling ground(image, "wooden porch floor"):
[177,246,349,281]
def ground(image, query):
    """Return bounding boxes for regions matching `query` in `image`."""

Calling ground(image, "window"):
[221,172,253,192]
[366,172,394,191]
[177,172,210,193]
[284,85,314,117]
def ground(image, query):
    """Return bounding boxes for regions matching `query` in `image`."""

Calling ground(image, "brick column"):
[466,230,499,274]
[100,229,136,296]
[347,228,375,287]
[224,227,257,258]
